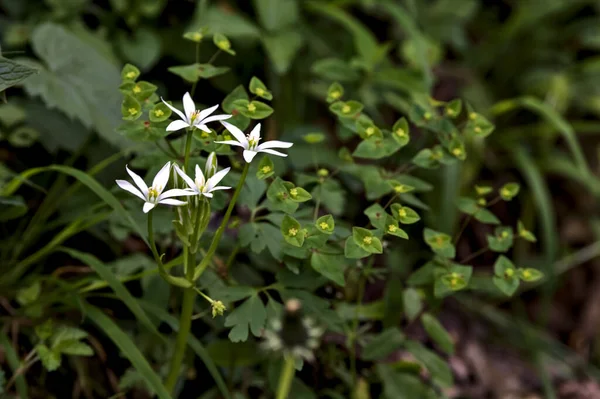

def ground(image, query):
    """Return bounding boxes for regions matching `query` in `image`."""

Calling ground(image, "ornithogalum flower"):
[161,92,231,132]
[174,163,231,198]
[216,121,293,163]
[116,162,195,213]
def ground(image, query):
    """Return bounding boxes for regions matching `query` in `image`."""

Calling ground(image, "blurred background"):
[2,0,600,398]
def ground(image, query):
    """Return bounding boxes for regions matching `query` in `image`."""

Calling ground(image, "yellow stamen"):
[128,108,138,115]
[363,236,372,245]
[398,208,407,218]
[154,109,164,117]
[330,90,341,99]
[395,128,405,137]
[342,104,351,114]
[126,71,137,79]
[388,224,397,233]
[290,188,298,197]
[319,222,329,230]
[288,228,298,237]
[256,88,265,96]
[247,103,256,112]
[261,166,271,174]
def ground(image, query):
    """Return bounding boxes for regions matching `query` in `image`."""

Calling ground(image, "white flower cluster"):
[116,92,293,212]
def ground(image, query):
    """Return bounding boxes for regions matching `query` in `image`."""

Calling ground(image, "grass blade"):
[83,304,172,399]
[0,331,28,398]
[64,248,164,341]
[1,164,147,245]
[137,300,232,399]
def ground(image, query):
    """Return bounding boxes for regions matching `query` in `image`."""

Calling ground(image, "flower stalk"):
[276,355,296,399]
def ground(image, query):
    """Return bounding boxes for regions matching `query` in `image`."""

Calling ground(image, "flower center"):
[195,178,206,192]
[319,222,329,230]
[363,236,372,245]
[148,187,160,202]
[246,134,260,149]
[388,224,397,233]
[190,110,201,124]
[288,228,298,237]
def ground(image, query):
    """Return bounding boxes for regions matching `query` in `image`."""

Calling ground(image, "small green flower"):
[211,301,226,318]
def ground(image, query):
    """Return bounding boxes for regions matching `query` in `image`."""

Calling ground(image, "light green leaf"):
[311,251,345,286]
[281,214,305,247]
[519,268,544,282]
[312,58,360,82]
[56,340,94,356]
[315,214,335,234]
[352,227,383,254]
[326,82,344,103]
[233,99,273,119]
[249,76,272,100]
[213,33,235,55]
[36,344,61,372]
[405,340,453,388]
[344,236,370,259]
[391,204,420,224]
[403,288,422,322]
[421,313,454,355]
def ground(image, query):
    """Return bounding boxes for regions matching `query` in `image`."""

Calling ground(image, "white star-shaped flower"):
[215,121,293,163]
[161,92,231,132]
[174,164,231,198]
[116,162,196,213]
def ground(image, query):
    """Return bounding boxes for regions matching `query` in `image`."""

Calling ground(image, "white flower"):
[116,162,196,213]
[215,121,293,163]
[161,92,231,132]
[174,164,231,198]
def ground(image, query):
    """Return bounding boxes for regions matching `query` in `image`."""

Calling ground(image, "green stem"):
[460,245,489,264]
[164,248,196,393]
[350,273,365,389]
[191,43,201,97]
[276,355,296,399]
[193,163,250,280]
[183,129,194,171]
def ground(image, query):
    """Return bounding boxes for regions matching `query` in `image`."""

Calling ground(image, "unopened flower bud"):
[205,152,218,178]
[211,300,226,318]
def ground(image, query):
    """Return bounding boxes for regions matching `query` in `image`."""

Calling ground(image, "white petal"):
[200,113,232,124]
[259,148,288,157]
[243,150,258,163]
[173,164,196,190]
[195,164,205,187]
[143,202,156,213]
[209,185,231,191]
[126,165,149,197]
[201,192,214,198]
[159,188,198,200]
[214,140,245,148]
[196,124,212,133]
[166,120,190,132]
[257,140,294,150]
[221,121,248,147]
[161,97,186,121]
[116,180,145,201]
[159,198,188,206]
[183,92,196,121]
[249,123,261,141]
[196,104,219,122]
[206,167,230,191]
[152,162,171,193]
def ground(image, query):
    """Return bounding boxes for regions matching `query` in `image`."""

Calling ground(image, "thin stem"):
[382,194,398,210]
[164,139,180,159]
[207,49,221,65]
[194,163,250,280]
[191,42,201,97]
[350,273,366,389]
[453,214,472,244]
[183,129,194,172]
[460,246,489,264]
[276,355,296,399]
[164,248,196,393]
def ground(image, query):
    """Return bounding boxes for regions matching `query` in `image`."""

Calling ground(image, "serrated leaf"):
[0,56,37,92]
[36,344,61,372]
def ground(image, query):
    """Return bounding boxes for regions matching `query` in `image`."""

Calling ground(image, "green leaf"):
[9,126,38,147]
[0,332,28,397]
[493,276,519,296]
[0,56,37,92]
[312,58,360,82]
[16,281,41,305]
[256,156,275,179]
[315,214,335,234]
[412,148,440,169]
[311,251,345,286]
[56,340,94,356]
[254,0,299,31]
[403,288,422,322]
[517,220,537,242]
[233,99,274,119]
[206,340,262,367]
[377,364,436,399]
[84,304,172,399]
[500,182,520,200]
[356,119,383,139]
[330,100,363,117]
[261,29,304,74]
[35,320,54,341]
[117,28,161,71]
[168,63,230,82]
[405,340,453,388]
[391,117,410,146]
[344,236,370,259]
[281,214,305,247]
[121,94,142,120]
[183,28,208,43]
[213,33,235,55]
[475,185,493,196]
[249,76,272,100]
[465,110,495,138]
[384,215,408,239]
[0,195,27,221]
[421,313,454,355]
[36,344,61,372]
[487,226,514,252]
[445,99,462,118]
[267,177,299,214]
[364,203,387,230]
[423,228,455,258]
[121,63,140,82]
[493,255,516,277]
[224,295,267,342]
[149,102,172,122]
[326,82,344,103]
[222,85,251,131]
[493,256,520,296]
[62,248,161,338]
[435,264,471,296]
[519,268,544,282]
[288,186,312,202]
[352,227,383,254]
[303,132,326,144]
[391,204,420,224]
[0,103,26,127]
[361,328,405,360]
[50,325,88,346]
[24,23,128,148]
